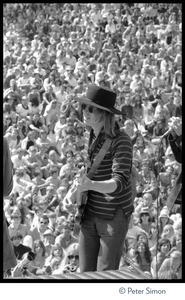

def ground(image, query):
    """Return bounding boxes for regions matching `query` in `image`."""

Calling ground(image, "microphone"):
[161,128,171,139]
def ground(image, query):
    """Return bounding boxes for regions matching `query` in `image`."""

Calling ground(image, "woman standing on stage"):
[75,84,134,272]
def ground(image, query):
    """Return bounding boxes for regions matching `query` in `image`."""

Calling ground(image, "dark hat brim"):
[75,96,123,115]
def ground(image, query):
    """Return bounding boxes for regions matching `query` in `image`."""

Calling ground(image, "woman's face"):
[82,105,102,127]
[25,197,32,208]
[11,216,21,227]
[160,242,170,254]
[12,130,18,139]
[56,220,64,230]
[68,250,79,266]
[53,248,62,257]
[35,243,43,254]
[137,137,144,148]
[140,213,150,223]
[163,226,173,237]
[137,242,145,252]
[138,234,147,244]
[60,116,66,124]
[12,235,22,247]
[150,225,157,236]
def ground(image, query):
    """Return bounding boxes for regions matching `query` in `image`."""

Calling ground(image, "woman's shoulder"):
[112,131,132,147]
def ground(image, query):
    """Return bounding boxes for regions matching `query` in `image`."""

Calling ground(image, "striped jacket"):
[85,129,134,219]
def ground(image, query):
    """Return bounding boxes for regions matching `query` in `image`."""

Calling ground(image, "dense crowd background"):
[3,3,182,279]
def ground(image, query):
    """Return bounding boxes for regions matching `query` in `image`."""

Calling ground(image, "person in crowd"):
[150,237,171,279]
[55,220,78,250]
[28,214,51,243]
[27,240,46,274]
[10,230,32,261]
[53,242,80,274]
[158,250,182,279]
[132,241,152,275]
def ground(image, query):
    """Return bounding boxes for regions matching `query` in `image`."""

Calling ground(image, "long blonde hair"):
[96,109,120,138]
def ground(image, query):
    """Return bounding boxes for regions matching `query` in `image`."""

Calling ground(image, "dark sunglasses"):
[68,255,79,260]
[40,221,48,225]
[81,104,94,113]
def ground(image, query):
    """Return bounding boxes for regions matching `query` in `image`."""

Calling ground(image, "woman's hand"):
[77,175,93,192]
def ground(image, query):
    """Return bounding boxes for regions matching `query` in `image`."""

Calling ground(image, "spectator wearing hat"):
[158,206,174,237]
[42,228,56,257]
[137,207,153,235]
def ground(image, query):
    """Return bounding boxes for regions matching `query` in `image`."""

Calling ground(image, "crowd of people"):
[3,3,182,279]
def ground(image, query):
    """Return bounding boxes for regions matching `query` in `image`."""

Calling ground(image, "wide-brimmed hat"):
[139,206,151,217]
[43,229,55,236]
[158,206,170,219]
[75,84,122,115]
